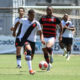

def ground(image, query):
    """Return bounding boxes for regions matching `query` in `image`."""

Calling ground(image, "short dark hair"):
[47,6,53,10]
[18,7,25,12]
[28,9,35,14]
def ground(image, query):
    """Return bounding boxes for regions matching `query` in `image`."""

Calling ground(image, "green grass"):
[0,54,80,80]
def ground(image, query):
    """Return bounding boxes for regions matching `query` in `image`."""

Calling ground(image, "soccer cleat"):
[50,54,53,63]
[29,70,35,75]
[17,65,22,68]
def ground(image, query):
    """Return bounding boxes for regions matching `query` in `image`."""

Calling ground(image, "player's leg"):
[29,41,35,60]
[15,38,22,68]
[59,37,67,56]
[66,44,72,60]
[46,37,55,64]
[24,42,35,74]
[42,48,50,64]
[42,38,50,64]
[66,38,73,60]
[42,47,51,71]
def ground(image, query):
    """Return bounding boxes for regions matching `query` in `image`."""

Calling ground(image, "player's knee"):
[46,47,53,53]
[25,50,32,60]
[26,50,32,55]
[67,47,71,51]
[42,48,47,53]
[59,42,64,49]
[67,45,71,51]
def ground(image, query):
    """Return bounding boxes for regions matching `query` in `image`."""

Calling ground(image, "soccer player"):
[39,6,63,71]
[18,9,44,74]
[59,14,69,56]
[60,14,76,60]
[10,7,26,68]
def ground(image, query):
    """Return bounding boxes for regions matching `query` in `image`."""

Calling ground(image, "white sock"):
[27,60,32,70]
[26,55,32,71]
[64,48,66,51]
[62,48,66,51]
[17,59,21,66]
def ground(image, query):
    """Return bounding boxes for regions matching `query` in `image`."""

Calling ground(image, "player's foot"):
[63,48,67,56]
[47,63,52,72]
[50,54,53,63]
[17,65,22,68]
[29,70,35,75]
[66,54,70,61]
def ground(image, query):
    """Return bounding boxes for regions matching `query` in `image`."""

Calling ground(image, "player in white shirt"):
[10,7,26,68]
[59,14,75,60]
[18,9,45,74]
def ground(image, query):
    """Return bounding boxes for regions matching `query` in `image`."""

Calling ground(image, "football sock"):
[26,55,32,70]
[44,53,49,64]
[16,55,21,66]
[25,50,32,70]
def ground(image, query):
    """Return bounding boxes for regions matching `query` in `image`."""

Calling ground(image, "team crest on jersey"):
[32,23,36,27]
[51,17,55,22]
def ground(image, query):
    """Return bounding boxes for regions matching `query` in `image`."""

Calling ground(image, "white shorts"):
[42,37,56,48]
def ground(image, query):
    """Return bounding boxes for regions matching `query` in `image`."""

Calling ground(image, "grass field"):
[0,54,80,80]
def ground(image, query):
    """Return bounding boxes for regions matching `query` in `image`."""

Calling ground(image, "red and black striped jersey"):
[39,15,61,38]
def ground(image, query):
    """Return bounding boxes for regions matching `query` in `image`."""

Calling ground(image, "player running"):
[10,7,26,68]
[39,6,63,71]
[59,14,76,60]
[17,9,45,74]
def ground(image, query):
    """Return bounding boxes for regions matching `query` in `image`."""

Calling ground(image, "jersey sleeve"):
[39,17,43,24]
[69,22,74,28]
[36,21,42,31]
[19,18,24,24]
[55,17,61,24]
[61,20,65,27]
[66,21,74,28]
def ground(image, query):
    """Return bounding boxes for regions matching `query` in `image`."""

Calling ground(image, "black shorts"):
[24,40,35,54]
[62,37,73,46]
[15,38,24,47]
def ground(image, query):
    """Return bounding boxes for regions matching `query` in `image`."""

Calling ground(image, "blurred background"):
[0,0,80,54]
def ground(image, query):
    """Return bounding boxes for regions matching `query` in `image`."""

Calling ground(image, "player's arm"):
[59,23,63,41]
[10,27,15,31]
[67,27,75,31]
[38,30,45,45]
[56,17,63,41]
[72,27,76,35]
[12,21,20,37]
[37,20,45,45]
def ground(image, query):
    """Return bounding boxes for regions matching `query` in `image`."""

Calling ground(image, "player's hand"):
[41,40,45,45]
[10,27,14,31]
[12,32,16,37]
[59,35,62,42]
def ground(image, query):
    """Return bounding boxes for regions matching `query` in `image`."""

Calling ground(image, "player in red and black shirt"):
[39,6,63,71]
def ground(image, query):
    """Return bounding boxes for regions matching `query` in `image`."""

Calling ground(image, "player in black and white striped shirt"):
[10,7,26,68]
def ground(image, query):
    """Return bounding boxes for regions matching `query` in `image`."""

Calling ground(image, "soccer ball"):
[39,61,48,70]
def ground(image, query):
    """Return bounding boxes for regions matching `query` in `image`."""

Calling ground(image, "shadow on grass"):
[37,70,47,73]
